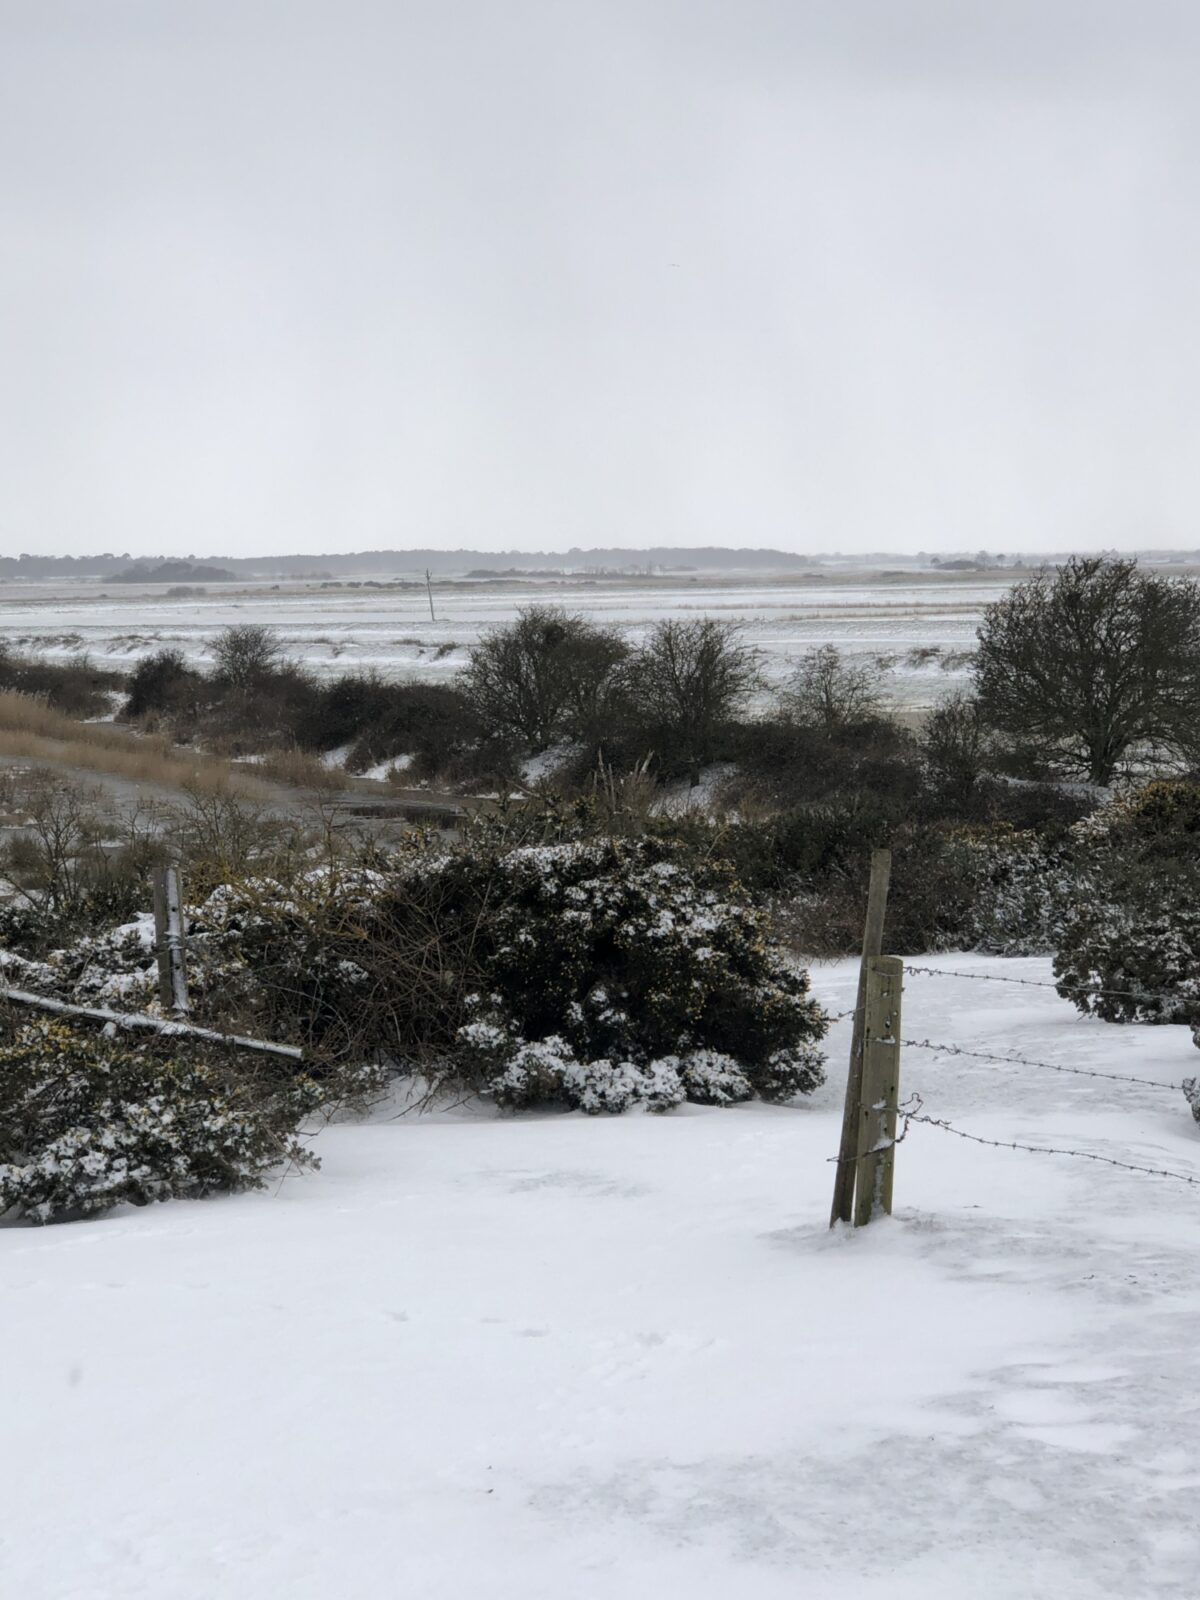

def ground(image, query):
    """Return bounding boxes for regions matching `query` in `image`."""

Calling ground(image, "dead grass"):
[0,690,254,795]
[252,747,348,791]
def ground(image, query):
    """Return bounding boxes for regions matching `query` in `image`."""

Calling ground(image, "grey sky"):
[2,1,1198,558]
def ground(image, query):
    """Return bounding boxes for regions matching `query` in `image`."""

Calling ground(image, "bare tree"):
[3,770,100,915]
[211,624,282,690]
[626,618,761,781]
[782,645,883,731]
[974,557,1200,784]
[463,607,628,748]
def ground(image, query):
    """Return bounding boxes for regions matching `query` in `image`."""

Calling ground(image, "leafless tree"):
[626,618,761,781]
[211,624,282,690]
[782,644,883,731]
[463,606,628,747]
[974,557,1200,784]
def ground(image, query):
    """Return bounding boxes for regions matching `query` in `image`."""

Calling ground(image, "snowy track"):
[3,955,1199,1598]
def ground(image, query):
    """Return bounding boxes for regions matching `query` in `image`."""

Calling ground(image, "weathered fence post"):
[853,955,903,1226]
[830,848,892,1226]
[153,863,189,1016]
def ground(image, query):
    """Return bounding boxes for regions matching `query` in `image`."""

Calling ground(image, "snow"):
[653,762,739,815]
[3,952,1200,1597]
[0,572,1004,709]
[519,743,579,785]
[360,751,414,781]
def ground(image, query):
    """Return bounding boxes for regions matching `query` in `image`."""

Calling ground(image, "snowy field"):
[0,571,1011,709]
[3,952,1199,1599]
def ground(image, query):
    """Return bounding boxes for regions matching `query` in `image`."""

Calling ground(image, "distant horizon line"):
[4,542,1200,572]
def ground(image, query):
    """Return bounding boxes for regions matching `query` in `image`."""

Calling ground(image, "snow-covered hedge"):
[3,832,829,1114]
[1051,782,1200,1024]
[0,1020,318,1223]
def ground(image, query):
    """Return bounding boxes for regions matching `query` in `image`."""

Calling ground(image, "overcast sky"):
[2,1,1198,558]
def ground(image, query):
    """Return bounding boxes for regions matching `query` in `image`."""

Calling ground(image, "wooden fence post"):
[853,955,903,1226]
[153,863,190,1016]
[829,848,891,1226]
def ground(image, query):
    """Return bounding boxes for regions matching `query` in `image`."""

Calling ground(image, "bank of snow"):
[2,954,1199,1599]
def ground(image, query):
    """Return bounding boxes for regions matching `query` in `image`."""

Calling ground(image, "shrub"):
[1052,781,1200,1022]
[954,827,1074,956]
[724,715,921,814]
[772,818,989,956]
[124,648,205,720]
[781,645,884,731]
[338,680,482,777]
[921,692,988,805]
[0,644,123,720]
[44,826,829,1113]
[0,1020,318,1223]
[211,623,283,690]
[0,770,160,950]
[444,834,828,1110]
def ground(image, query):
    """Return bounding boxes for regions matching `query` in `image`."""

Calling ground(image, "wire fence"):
[895,1093,1200,1189]
[901,1036,1184,1093]
[904,961,1190,1012]
[855,959,1200,1197]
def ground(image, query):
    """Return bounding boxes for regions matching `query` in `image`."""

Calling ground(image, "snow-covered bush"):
[3,828,829,1114]
[953,827,1074,956]
[180,833,829,1110]
[0,1020,319,1223]
[1184,1073,1200,1125]
[446,836,827,1111]
[1051,782,1200,1023]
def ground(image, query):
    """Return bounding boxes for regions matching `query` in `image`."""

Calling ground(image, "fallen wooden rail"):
[0,984,304,1062]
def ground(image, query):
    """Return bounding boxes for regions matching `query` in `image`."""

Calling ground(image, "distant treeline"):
[0,546,817,580]
[115,561,235,584]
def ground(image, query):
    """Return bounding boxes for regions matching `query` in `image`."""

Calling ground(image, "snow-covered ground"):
[0,572,1007,709]
[3,952,1199,1598]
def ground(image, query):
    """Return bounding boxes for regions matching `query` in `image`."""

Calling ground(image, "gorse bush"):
[954,827,1074,956]
[200,831,829,1111]
[124,648,204,720]
[0,1020,318,1224]
[1052,781,1200,1023]
[447,835,828,1112]
[12,823,829,1115]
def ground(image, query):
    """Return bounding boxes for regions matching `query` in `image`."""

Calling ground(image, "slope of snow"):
[2,954,1199,1598]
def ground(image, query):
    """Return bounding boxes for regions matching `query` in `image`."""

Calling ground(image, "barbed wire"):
[900,1036,1183,1093]
[903,962,1189,1011]
[896,1094,1200,1188]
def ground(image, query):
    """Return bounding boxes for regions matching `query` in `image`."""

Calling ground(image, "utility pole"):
[425,568,436,623]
